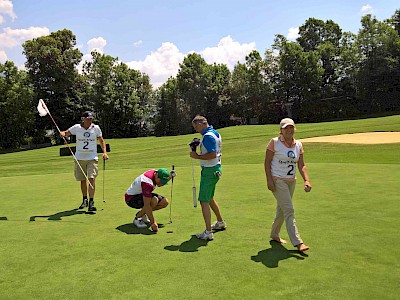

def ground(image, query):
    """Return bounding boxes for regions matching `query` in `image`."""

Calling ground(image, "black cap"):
[82,111,94,119]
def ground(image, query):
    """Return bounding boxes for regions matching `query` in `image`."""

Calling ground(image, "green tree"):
[0,62,35,149]
[82,51,153,138]
[22,29,82,136]
[356,14,400,113]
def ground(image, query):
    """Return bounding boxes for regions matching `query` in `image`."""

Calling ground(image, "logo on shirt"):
[287,150,295,159]
[84,132,90,137]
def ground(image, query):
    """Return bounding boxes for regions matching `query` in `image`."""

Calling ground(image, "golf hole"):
[167,231,173,234]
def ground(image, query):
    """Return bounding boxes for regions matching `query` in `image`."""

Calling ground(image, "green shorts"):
[198,165,221,203]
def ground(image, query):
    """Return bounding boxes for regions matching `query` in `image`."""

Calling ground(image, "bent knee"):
[159,198,169,208]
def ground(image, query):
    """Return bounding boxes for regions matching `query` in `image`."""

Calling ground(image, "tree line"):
[1,11,399,149]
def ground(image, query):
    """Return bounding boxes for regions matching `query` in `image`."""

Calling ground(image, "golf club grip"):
[192,186,197,207]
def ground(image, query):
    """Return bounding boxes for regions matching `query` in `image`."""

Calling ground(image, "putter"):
[169,165,175,223]
[103,158,106,203]
[191,159,197,208]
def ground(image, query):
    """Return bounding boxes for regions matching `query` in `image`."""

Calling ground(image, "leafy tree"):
[82,51,153,138]
[22,29,82,137]
[154,77,180,136]
[0,62,35,149]
[356,14,400,113]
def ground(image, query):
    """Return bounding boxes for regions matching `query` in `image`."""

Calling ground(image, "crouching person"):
[125,168,175,232]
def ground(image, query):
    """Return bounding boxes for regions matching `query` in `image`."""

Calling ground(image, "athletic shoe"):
[79,199,88,209]
[88,200,97,212]
[141,215,150,225]
[133,217,148,229]
[196,230,214,241]
[211,221,227,231]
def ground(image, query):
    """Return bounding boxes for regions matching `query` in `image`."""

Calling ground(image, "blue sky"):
[0,0,399,87]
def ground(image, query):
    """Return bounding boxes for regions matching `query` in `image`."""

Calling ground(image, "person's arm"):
[264,149,276,192]
[190,151,216,160]
[297,154,311,192]
[60,130,71,137]
[98,136,109,159]
[142,196,158,232]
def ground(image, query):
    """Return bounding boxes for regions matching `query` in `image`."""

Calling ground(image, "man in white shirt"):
[60,111,109,212]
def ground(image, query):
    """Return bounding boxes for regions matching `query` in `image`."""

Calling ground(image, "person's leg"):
[153,197,168,211]
[88,178,95,198]
[273,180,303,246]
[270,204,285,242]
[210,198,223,221]
[201,201,212,231]
[80,180,87,197]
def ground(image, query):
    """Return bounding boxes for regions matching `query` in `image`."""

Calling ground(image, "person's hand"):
[267,181,276,192]
[103,153,109,160]
[304,181,312,192]
[170,170,176,178]
[60,131,66,137]
[150,222,158,233]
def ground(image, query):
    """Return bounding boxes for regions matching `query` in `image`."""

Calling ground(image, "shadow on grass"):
[116,223,165,235]
[251,240,308,268]
[164,235,210,252]
[0,216,8,220]
[29,208,87,221]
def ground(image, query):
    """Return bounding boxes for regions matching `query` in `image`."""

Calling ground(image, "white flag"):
[37,99,48,117]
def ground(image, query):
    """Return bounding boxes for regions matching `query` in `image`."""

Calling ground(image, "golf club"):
[191,159,197,208]
[103,158,106,203]
[169,165,175,223]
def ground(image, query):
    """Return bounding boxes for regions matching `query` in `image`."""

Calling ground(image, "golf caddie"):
[125,168,175,233]
[190,115,226,241]
[60,111,109,212]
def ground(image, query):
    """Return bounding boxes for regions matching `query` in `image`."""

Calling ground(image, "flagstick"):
[39,99,94,190]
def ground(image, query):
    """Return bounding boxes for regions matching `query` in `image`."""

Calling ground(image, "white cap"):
[280,118,295,128]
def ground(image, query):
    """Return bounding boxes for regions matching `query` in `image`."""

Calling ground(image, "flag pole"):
[38,99,94,190]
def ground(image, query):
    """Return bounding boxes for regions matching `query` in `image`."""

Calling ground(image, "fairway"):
[1,116,399,299]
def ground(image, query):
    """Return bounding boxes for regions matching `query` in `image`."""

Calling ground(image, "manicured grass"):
[0,115,399,299]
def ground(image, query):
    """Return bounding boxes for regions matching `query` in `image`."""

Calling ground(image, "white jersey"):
[270,137,303,181]
[68,123,102,161]
[126,173,154,196]
[200,131,222,167]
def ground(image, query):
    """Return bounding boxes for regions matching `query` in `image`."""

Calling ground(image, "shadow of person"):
[29,208,86,221]
[164,235,210,252]
[251,240,307,268]
[115,223,165,236]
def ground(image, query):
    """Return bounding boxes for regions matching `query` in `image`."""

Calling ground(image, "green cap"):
[157,168,170,185]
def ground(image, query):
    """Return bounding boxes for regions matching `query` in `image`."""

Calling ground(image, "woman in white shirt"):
[264,118,311,252]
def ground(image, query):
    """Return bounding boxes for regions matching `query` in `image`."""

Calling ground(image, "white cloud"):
[87,36,106,52]
[0,50,7,61]
[361,4,373,14]
[133,40,143,47]
[126,42,185,88]
[76,37,107,73]
[0,26,50,48]
[287,27,299,41]
[200,35,256,69]
[0,0,17,23]
[127,36,255,88]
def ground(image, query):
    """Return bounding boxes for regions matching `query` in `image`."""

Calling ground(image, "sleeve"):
[95,125,103,137]
[266,139,275,152]
[202,134,216,152]
[141,182,154,198]
[298,141,304,154]
[68,124,79,135]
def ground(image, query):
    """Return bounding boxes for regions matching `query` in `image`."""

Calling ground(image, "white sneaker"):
[196,230,214,241]
[141,215,150,224]
[211,221,227,231]
[133,217,148,229]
